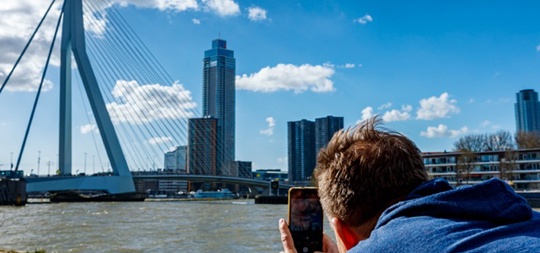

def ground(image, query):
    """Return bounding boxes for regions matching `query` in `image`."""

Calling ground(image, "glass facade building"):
[203,39,236,176]
[164,145,187,173]
[187,117,218,175]
[288,119,316,183]
[515,89,540,133]
[315,116,344,155]
[288,116,344,184]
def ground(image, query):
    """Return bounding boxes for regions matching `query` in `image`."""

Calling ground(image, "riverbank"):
[0,249,45,253]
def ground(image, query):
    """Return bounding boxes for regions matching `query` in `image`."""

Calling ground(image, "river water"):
[0,199,322,253]
[5,200,535,253]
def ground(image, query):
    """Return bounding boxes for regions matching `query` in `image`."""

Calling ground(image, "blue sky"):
[0,0,539,174]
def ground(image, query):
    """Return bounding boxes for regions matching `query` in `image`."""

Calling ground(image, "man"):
[279,117,540,252]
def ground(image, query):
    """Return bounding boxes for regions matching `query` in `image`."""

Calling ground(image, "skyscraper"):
[288,116,344,184]
[515,89,540,133]
[188,117,218,175]
[164,145,187,173]
[203,39,236,176]
[315,116,344,154]
[288,119,316,183]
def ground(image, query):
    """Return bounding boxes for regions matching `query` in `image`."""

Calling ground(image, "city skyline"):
[0,1,539,172]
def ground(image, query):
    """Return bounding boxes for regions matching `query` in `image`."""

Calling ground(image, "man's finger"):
[279,218,297,253]
[322,233,339,253]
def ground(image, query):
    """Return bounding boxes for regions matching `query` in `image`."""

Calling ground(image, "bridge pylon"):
[27,0,135,194]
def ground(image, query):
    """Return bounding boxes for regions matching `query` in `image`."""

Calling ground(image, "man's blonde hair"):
[314,117,428,229]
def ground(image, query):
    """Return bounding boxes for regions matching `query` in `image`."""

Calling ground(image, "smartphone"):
[288,187,323,253]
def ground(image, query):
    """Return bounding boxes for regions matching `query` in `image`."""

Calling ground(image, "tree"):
[456,150,476,186]
[485,130,514,151]
[499,150,516,184]
[453,134,485,152]
[454,131,515,152]
[515,131,540,149]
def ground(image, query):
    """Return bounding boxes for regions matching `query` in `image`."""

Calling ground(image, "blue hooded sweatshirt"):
[348,178,540,253]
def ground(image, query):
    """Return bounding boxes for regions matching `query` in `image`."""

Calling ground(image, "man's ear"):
[331,217,361,250]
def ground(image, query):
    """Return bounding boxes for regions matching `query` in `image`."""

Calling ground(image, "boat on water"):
[192,189,235,199]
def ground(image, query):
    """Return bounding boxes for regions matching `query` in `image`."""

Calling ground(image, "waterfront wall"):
[0,178,27,206]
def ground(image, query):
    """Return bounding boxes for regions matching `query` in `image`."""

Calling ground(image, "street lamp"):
[37,150,41,176]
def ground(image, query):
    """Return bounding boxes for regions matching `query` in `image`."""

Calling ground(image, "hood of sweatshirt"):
[376,178,533,229]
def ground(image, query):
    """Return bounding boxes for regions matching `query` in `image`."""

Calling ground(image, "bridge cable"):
[85,0,169,171]
[87,0,230,176]
[0,0,57,96]
[83,0,163,170]
[105,0,230,176]
[83,25,152,172]
[102,0,229,177]
[95,0,193,146]
[74,75,107,174]
[15,2,65,171]
[103,0,203,150]
[86,0,204,171]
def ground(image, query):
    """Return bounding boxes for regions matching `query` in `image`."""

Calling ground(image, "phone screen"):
[288,187,323,253]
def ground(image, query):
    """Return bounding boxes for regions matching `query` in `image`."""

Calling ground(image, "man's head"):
[314,116,428,245]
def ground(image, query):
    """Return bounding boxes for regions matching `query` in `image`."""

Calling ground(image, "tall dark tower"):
[515,89,540,133]
[315,116,344,155]
[287,119,316,184]
[203,39,236,176]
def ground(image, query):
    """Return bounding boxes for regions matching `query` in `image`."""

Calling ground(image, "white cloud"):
[378,102,392,110]
[192,18,201,24]
[323,62,335,68]
[382,105,412,122]
[259,117,276,136]
[480,120,491,128]
[416,92,460,120]
[201,0,240,16]
[354,14,373,25]
[334,63,356,69]
[248,6,267,21]
[357,106,375,124]
[107,80,196,124]
[420,124,468,138]
[479,120,500,130]
[325,62,361,69]
[84,0,199,36]
[0,0,200,93]
[82,2,113,38]
[80,124,99,134]
[147,136,173,145]
[236,64,335,93]
[0,1,63,92]
[537,44,540,52]
[115,0,198,12]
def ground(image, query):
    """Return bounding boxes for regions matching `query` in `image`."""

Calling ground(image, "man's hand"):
[278,218,340,253]
[279,218,297,253]
[321,233,339,253]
